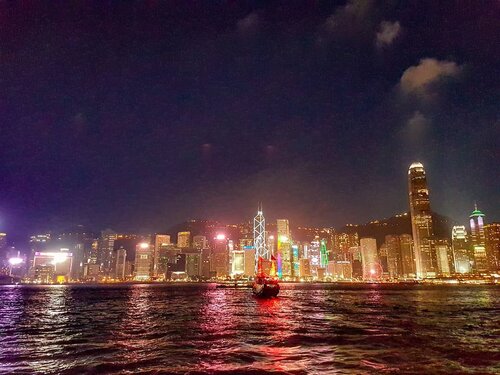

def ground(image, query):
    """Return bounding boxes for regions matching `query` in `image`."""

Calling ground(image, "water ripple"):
[0,284,499,374]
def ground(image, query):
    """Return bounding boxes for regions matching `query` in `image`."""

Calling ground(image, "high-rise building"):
[299,258,311,279]
[469,205,488,272]
[399,234,415,278]
[308,237,321,275]
[177,232,191,248]
[332,232,359,262]
[320,239,329,268]
[292,244,300,277]
[266,234,275,257]
[244,248,256,277]
[28,234,51,275]
[134,242,153,280]
[431,238,452,276]
[385,235,403,279]
[211,233,229,278]
[96,229,117,276]
[32,250,73,283]
[349,246,363,279]
[153,234,171,277]
[115,247,127,280]
[277,219,292,278]
[193,235,208,250]
[57,226,96,281]
[484,223,500,272]
[378,243,389,275]
[231,250,245,276]
[253,206,268,270]
[185,251,201,279]
[452,226,471,274]
[200,248,212,279]
[360,238,379,280]
[328,261,352,280]
[408,162,436,278]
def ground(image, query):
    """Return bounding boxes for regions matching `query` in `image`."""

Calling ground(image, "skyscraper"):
[469,205,488,272]
[360,237,379,280]
[452,226,471,274]
[399,234,415,278]
[96,229,118,276]
[134,242,153,280]
[277,219,292,278]
[115,247,127,280]
[212,233,229,278]
[253,206,268,271]
[385,235,403,279]
[332,232,359,262]
[177,232,191,248]
[431,238,452,276]
[153,234,171,277]
[484,223,500,272]
[408,162,435,278]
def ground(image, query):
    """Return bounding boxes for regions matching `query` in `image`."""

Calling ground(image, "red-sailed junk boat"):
[252,255,280,298]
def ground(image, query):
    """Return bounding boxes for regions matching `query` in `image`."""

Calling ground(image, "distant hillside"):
[339,212,456,248]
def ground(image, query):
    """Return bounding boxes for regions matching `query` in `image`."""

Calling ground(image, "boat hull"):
[252,282,280,298]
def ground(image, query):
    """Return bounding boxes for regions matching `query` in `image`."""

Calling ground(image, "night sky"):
[1,1,499,239]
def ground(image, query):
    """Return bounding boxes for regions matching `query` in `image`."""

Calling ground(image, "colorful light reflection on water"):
[0,284,499,374]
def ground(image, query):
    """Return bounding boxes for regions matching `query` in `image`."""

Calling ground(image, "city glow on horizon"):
[51,253,69,265]
[8,257,23,266]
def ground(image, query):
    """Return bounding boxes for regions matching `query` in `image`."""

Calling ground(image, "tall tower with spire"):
[253,204,268,271]
[469,203,488,272]
[408,162,436,278]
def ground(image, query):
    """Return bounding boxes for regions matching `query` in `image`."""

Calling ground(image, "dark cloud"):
[376,21,401,48]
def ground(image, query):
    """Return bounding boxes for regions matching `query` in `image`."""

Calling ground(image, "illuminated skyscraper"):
[333,232,359,262]
[399,234,415,278]
[244,247,256,277]
[308,237,321,274]
[212,233,229,278]
[408,162,435,278]
[452,226,471,274]
[177,232,191,248]
[484,223,500,272]
[253,206,268,272]
[320,239,328,268]
[96,229,118,276]
[431,238,452,276]
[153,234,171,277]
[134,242,153,280]
[277,219,292,278]
[469,205,488,272]
[115,247,127,280]
[360,238,380,280]
[193,235,208,250]
[385,235,403,279]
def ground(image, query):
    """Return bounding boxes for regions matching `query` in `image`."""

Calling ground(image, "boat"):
[252,256,280,298]
[216,280,252,289]
[252,275,280,297]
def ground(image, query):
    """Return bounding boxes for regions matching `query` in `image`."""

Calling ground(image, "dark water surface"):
[0,284,499,374]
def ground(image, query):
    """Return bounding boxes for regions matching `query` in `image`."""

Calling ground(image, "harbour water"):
[0,284,499,374]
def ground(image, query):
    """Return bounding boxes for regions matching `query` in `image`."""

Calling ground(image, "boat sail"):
[252,255,280,298]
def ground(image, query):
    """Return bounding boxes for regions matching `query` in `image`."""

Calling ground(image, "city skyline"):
[1,3,498,373]
[1,161,496,245]
[1,1,498,239]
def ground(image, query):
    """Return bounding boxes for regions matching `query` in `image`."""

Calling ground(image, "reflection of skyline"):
[1,284,499,374]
